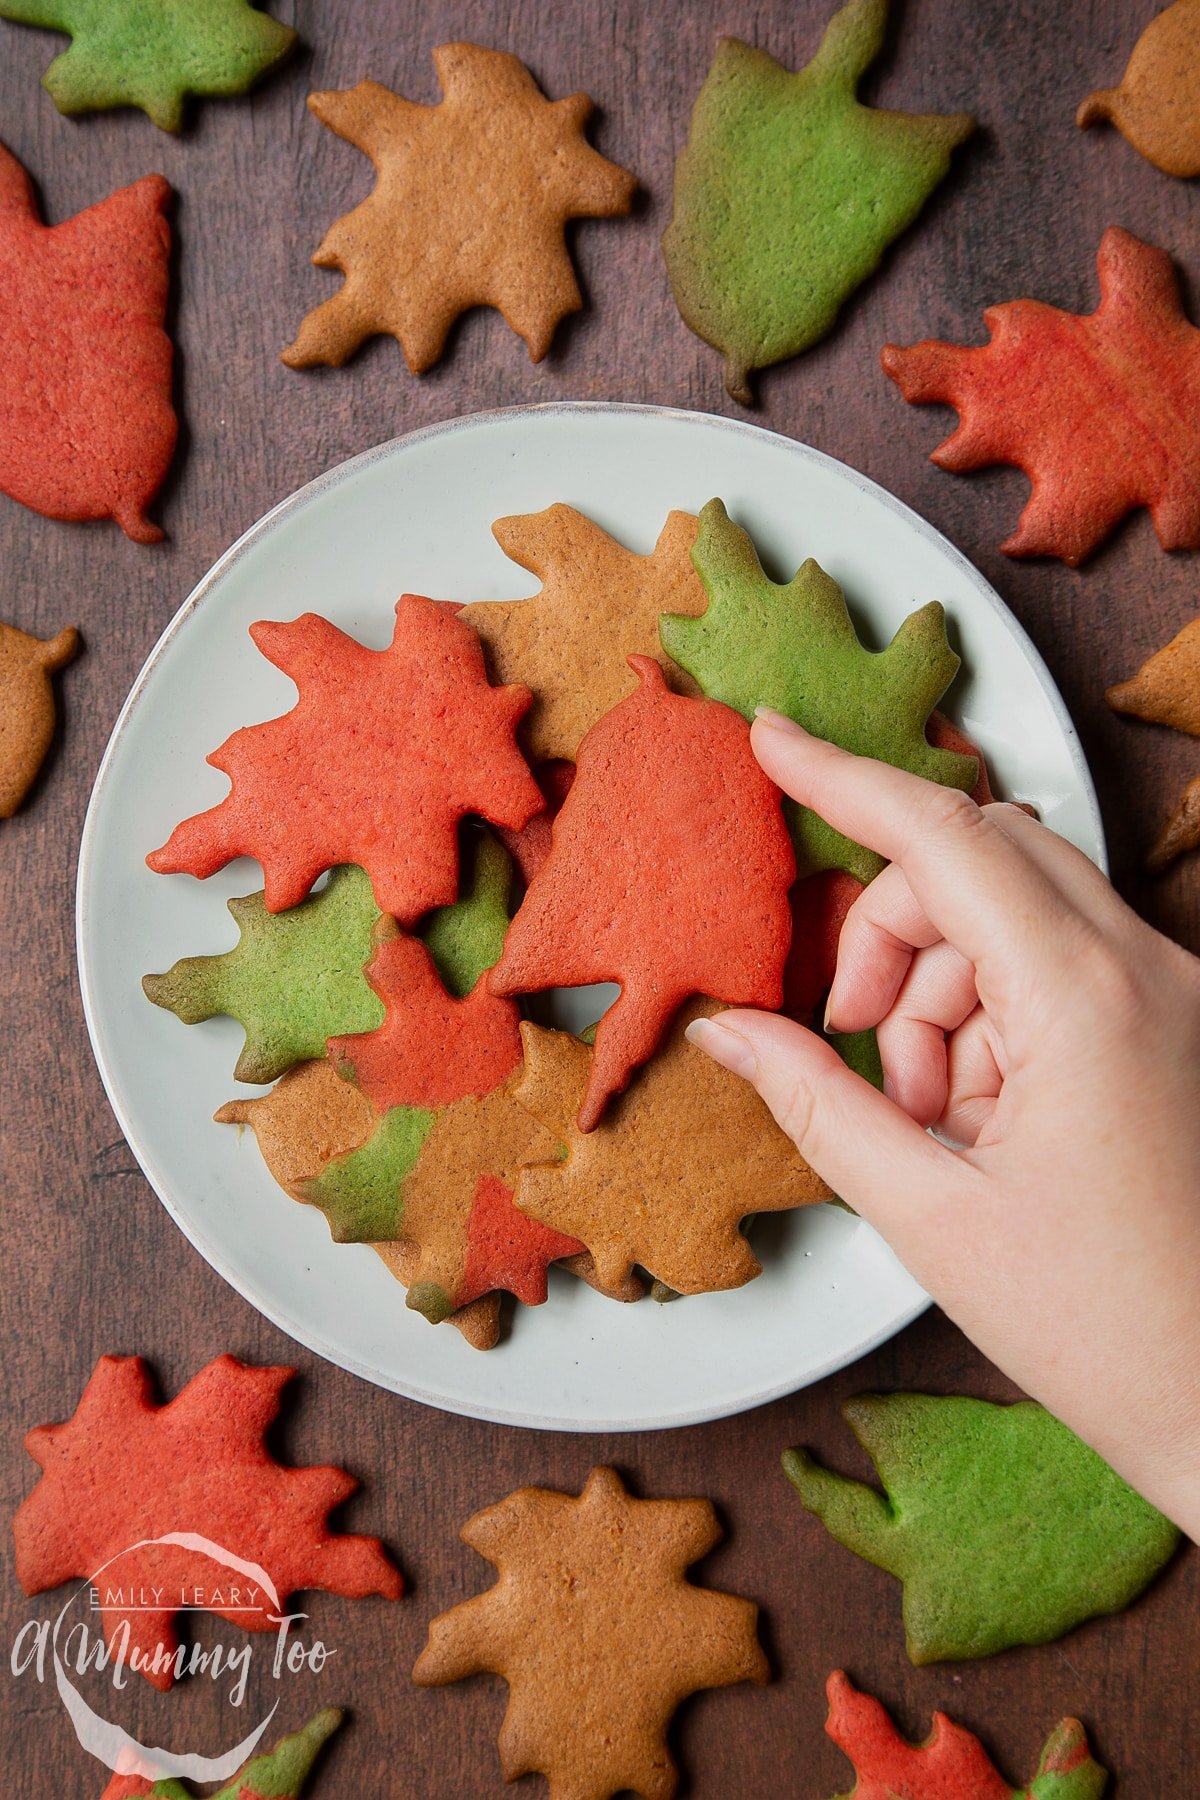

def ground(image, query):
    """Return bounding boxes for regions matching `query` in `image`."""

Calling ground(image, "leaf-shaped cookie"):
[143,864,392,1083]
[661,500,974,882]
[881,228,1200,566]
[13,1355,401,1689]
[422,827,513,996]
[459,506,707,762]
[490,654,795,1130]
[147,596,541,919]
[213,1060,503,1350]
[413,1467,768,1800]
[1107,616,1200,736]
[1148,774,1200,872]
[0,621,79,817]
[0,142,175,542]
[282,45,636,375]
[512,1002,831,1294]
[0,0,295,132]
[1078,0,1200,179]
[783,1394,1179,1664]
[663,0,974,402]
[823,1671,1108,1800]
[100,1708,343,1800]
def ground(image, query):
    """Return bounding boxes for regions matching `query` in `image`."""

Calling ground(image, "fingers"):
[937,1005,1004,1148]
[752,712,1082,978]
[875,941,980,1125]
[684,1008,970,1240]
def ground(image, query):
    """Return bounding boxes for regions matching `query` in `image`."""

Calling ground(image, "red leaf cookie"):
[823,1670,1108,1799]
[328,930,522,1109]
[148,596,542,918]
[13,1355,401,1689]
[881,228,1200,565]
[0,140,175,543]
[489,655,795,1130]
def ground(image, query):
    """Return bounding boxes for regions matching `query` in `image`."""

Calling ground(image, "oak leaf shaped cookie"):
[1078,0,1200,179]
[661,500,974,882]
[100,1708,343,1800]
[783,1394,1179,1664]
[490,655,795,1130]
[512,1003,831,1294]
[459,507,707,762]
[0,0,295,132]
[0,142,175,542]
[147,595,541,919]
[0,621,79,817]
[13,1355,401,1689]
[1107,617,1200,872]
[143,864,393,1083]
[663,0,974,403]
[823,1671,1108,1800]
[413,1466,768,1800]
[213,1060,503,1350]
[282,45,636,375]
[881,228,1200,565]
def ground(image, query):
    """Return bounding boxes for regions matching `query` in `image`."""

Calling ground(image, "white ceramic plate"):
[77,403,1104,1432]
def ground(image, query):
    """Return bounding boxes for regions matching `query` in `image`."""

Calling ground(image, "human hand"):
[685,710,1200,1538]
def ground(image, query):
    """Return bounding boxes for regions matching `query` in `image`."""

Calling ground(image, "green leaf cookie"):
[0,0,296,133]
[661,500,975,880]
[783,1394,1180,1664]
[421,828,513,998]
[662,0,974,401]
[133,1706,343,1800]
[143,864,391,1085]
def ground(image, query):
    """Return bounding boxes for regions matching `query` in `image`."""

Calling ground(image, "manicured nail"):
[684,1016,757,1080]
[753,706,808,736]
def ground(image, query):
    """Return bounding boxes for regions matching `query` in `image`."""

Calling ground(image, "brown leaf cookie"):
[0,622,78,816]
[1148,774,1200,873]
[1078,0,1200,178]
[511,1001,832,1295]
[1107,616,1200,736]
[413,1465,768,1800]
[282,44,636,375]
[215,1061,501,1350]
[460,507,706,763]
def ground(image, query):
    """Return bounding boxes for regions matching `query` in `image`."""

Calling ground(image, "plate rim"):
[75,399,1105,1431]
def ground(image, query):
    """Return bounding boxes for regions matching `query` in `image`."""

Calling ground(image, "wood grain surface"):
[2,2,1197,1794]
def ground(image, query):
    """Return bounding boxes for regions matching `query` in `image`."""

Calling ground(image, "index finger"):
[751,710,1082,977]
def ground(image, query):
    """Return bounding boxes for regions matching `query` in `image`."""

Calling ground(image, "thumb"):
[684,1009,970,1250]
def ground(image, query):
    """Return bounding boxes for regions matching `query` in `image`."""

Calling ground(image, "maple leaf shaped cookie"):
[823,1671,1108,1800]
[148,595,541,919]
[282,44,636,375]
[413,1467,768,1800]
[0,0,295,132]
[13,1355,401,1689]
[100,1708,344,1800]
[1078,0,1200,179]
[662,500,975,883]
[459,507,707,763]
[882,228,1200,566]
[0,141,175,542]
[663,0,974,403]
[783,1394,1179,1664]
[490,655,795,1131]
[512,1003,831,1294]
[213,1059,505,1351]
[0,621,79,817]
[1107,616,1200,872]
[143,864,393,1083]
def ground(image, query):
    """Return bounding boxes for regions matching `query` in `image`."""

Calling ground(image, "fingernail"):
[684,1016,757,1080]
[753,706,808,736]
[823,997,837,1035]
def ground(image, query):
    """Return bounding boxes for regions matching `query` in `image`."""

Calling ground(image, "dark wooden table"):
[3,2,1197,1794]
